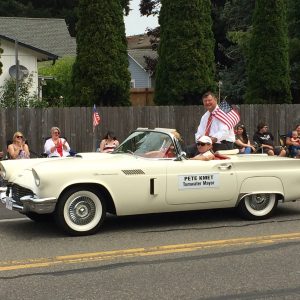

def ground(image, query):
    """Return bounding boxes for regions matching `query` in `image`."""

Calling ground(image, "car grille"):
[7,184,34,204]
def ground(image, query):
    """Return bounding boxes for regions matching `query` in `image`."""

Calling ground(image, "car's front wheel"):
[55,187,106,236]
[238,193,278,220]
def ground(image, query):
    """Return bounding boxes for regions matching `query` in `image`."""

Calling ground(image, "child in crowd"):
[290,130,300,158]
[290,130,300,144]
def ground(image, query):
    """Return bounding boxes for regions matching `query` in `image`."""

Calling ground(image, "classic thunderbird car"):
[1,128,300,236]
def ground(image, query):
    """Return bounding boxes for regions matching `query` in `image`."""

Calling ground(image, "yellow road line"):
[1,232,300,272]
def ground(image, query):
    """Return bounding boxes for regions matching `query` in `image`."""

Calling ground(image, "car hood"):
[0,152,112,182]
[31,153,145,177]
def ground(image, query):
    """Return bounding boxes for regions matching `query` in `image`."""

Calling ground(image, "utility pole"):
[218,80,222,103]
[15,39,19,131]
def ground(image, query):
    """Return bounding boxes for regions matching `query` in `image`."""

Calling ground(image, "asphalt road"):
[1,202,300,300]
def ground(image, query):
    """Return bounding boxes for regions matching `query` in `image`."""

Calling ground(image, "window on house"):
[130,79,135,88]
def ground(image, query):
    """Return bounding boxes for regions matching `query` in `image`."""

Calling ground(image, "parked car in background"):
[1,128,300,236]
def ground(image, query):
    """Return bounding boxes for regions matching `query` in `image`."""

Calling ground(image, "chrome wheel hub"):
[68,196,96,225]
[249,194,270,211]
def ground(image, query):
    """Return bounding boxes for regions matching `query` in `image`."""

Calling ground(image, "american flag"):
[93,104,100,131]
[213,100,240,129]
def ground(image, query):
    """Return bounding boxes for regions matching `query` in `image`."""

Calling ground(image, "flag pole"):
[92,104,101,151]
[93,126,97,152]
[218,80,222,104]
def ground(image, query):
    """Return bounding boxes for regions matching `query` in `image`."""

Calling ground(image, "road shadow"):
[1,202,300,238]
[100,201,300,234]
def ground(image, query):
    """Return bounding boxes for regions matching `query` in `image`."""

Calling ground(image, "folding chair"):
[278,131,289,156]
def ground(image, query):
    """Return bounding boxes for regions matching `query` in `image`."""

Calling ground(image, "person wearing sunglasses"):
[7,131,30,159]
[44,127,70,157]
[190,136,215,161]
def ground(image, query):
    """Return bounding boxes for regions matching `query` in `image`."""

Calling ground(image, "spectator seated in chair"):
[286,124,300,158]
[7,132,30,159]
[253,122,286,157]
[99,131,119,153]
[234,124,256,154]
[44,127,71,157]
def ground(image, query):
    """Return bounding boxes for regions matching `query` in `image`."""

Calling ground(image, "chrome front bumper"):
[0,189,57,214]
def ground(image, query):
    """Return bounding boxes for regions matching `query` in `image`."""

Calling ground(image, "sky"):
[124,0,159,36]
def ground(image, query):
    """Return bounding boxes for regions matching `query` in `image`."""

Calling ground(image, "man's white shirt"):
[195,106,235,143]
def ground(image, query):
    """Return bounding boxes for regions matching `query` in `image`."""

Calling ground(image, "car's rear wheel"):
[55,187,106,236]
[238,193,278,220]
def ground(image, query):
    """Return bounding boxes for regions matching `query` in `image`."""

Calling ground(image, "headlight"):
[32,169,40,187]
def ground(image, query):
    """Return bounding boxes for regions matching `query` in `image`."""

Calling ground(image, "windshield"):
[114,131,178,158]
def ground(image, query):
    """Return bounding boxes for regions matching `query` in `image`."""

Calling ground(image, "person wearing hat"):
[190,136,215,161]
[195,91,235,152]
[44,126,71,157]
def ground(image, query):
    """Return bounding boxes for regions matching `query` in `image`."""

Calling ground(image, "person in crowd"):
[286,124,300,158]
[190,136,215,161]
[195,91,235,152]
[234,124,256,154]
[7,131,30,159]
[99,131,119,153]
[44,127,70,157]
[253,122,286,156]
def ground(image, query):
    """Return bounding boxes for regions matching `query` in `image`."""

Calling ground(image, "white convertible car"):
[1,128,300,236]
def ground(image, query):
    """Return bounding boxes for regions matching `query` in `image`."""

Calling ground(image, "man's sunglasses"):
[196,142,209,146]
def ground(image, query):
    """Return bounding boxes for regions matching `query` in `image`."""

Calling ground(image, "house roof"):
[0,34,59,61]
[0,17,76,58]
[127,34,152,49]
[128,49,157,70]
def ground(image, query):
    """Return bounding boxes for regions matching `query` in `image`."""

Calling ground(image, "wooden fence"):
[1,104,300,156]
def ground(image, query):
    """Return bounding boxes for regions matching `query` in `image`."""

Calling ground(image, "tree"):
[288,0,300,103]
[0,73,48,108]
[218,0,255,103]
[38,57,75,106]
[246,0,292,104]
[71,0,130,106]
[154,0,216,105]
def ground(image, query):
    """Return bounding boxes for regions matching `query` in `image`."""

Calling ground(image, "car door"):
[165,159,238,205]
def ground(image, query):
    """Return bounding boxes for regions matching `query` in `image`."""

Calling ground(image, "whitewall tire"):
[238,193,278,220]
[55,187,106,236]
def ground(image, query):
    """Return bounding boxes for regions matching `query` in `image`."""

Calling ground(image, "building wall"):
[0,39,38,95]
[128,56,151,88]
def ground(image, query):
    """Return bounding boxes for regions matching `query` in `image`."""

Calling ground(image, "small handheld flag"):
[213,100,240,129]
[93,104,100,131]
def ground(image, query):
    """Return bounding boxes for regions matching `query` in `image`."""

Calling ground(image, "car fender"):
[238,177,284,205]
